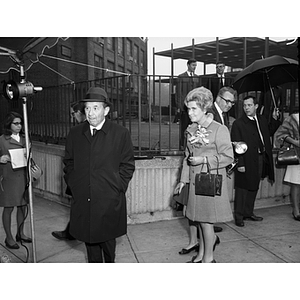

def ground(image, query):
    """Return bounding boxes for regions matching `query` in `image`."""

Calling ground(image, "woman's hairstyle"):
[3,111,24,136]
[184,86,213,111]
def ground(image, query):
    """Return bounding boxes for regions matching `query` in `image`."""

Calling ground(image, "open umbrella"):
[232,55,298,94]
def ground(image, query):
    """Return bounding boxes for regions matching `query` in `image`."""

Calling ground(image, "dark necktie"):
[93,128,97,136]
[222,112,229,128]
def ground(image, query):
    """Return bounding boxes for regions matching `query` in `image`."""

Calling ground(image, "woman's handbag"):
[173,183,189,206]
[276,137,300,166]
[30,158,43,181]
[195,156,222,197]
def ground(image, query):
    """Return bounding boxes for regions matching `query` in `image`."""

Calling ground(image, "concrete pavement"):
[1,195,300,263]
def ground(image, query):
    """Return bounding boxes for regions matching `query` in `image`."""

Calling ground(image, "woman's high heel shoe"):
[292,212,300,221]
[213,235,220,251]
[179,243,199,255]
[186,255,202,263]
[16,234,32,243]
[5,239,20,249]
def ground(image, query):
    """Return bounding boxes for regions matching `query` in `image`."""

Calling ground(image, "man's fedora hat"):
[81,87,112,106]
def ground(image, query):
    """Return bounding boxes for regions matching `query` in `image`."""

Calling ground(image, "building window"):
[118,37,124,56]
[94,54,103,80]
[126,39,132,59]
[61,45,72,58]
[94,37,104,46]
[107,37,115,51]
[140,49,145,68]
[133,44,138,64]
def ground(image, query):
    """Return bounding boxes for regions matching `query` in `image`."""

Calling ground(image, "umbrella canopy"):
[232,55,298,94]
[0,37,68,74]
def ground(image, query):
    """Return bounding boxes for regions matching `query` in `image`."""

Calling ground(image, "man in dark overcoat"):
[231,95,274,227]
[63,87,135,262]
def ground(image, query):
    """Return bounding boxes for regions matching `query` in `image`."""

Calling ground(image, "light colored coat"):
[180,119,234,223]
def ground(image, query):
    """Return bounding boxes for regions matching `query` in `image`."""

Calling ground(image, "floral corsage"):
[187,125,211,148]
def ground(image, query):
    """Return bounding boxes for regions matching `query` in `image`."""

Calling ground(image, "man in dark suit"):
[63,87,135,262]
[205,61,233,99]
[207,86,236,233]
[176,58,199,149]
[207,86,236,130]
[231,95,275,227]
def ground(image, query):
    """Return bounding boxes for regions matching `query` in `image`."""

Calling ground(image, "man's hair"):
[217,86,237,99]
[243,95,259,105]
[216,61,225,66]
[187,58,197,65]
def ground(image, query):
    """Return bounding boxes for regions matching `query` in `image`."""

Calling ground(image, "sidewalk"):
[1,195,300,263]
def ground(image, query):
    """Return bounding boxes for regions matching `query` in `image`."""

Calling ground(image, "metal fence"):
[0,74,298,156]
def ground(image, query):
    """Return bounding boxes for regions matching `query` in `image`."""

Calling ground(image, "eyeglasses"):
[220,95,235,106]
[12,122,22,126]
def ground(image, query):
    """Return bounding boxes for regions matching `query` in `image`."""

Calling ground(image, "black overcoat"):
[63,120,135,243]
[231,113,275,191]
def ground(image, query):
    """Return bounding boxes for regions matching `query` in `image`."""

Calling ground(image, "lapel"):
[6,135,25,148]
[82,122,93,143]
[82,119,111,143]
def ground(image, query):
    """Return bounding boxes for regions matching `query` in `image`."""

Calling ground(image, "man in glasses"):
[206,86,237,233]
[209,86,236,130]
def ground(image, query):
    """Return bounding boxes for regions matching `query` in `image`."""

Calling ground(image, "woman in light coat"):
[274,112,300,221]
[174,87,234,263]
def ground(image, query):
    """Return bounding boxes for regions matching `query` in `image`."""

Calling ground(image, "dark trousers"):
[85,239,116,263]
[180,110,191,149]
[234,153,263,222]
[234,188,259,222]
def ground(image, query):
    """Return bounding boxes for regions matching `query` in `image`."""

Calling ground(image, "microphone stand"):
[20,64,37,263]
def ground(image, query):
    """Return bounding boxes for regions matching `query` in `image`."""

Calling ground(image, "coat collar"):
[186,113,214,135]
[82,118,111,142]
[3,134,25,147]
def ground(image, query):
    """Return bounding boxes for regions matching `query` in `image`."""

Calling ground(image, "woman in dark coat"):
[0,112,32,249]
[174,87,234,263]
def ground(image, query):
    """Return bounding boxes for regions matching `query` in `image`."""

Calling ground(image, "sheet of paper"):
[8,148,27,169]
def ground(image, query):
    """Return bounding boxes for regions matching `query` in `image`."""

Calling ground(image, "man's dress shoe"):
[52,230,76,241]
[214,226,223,233]
[235,220,244,227]
[179,243,199,255]
[243,215,263,221]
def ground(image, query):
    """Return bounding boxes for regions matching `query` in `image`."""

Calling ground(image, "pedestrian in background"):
[0,112,32,250]
[231,95,275,227]
[52,101,86,241]
[176,58,199,149]
[274,111,300,221]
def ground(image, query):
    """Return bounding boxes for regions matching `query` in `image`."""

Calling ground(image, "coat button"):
[87,198,90,202]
